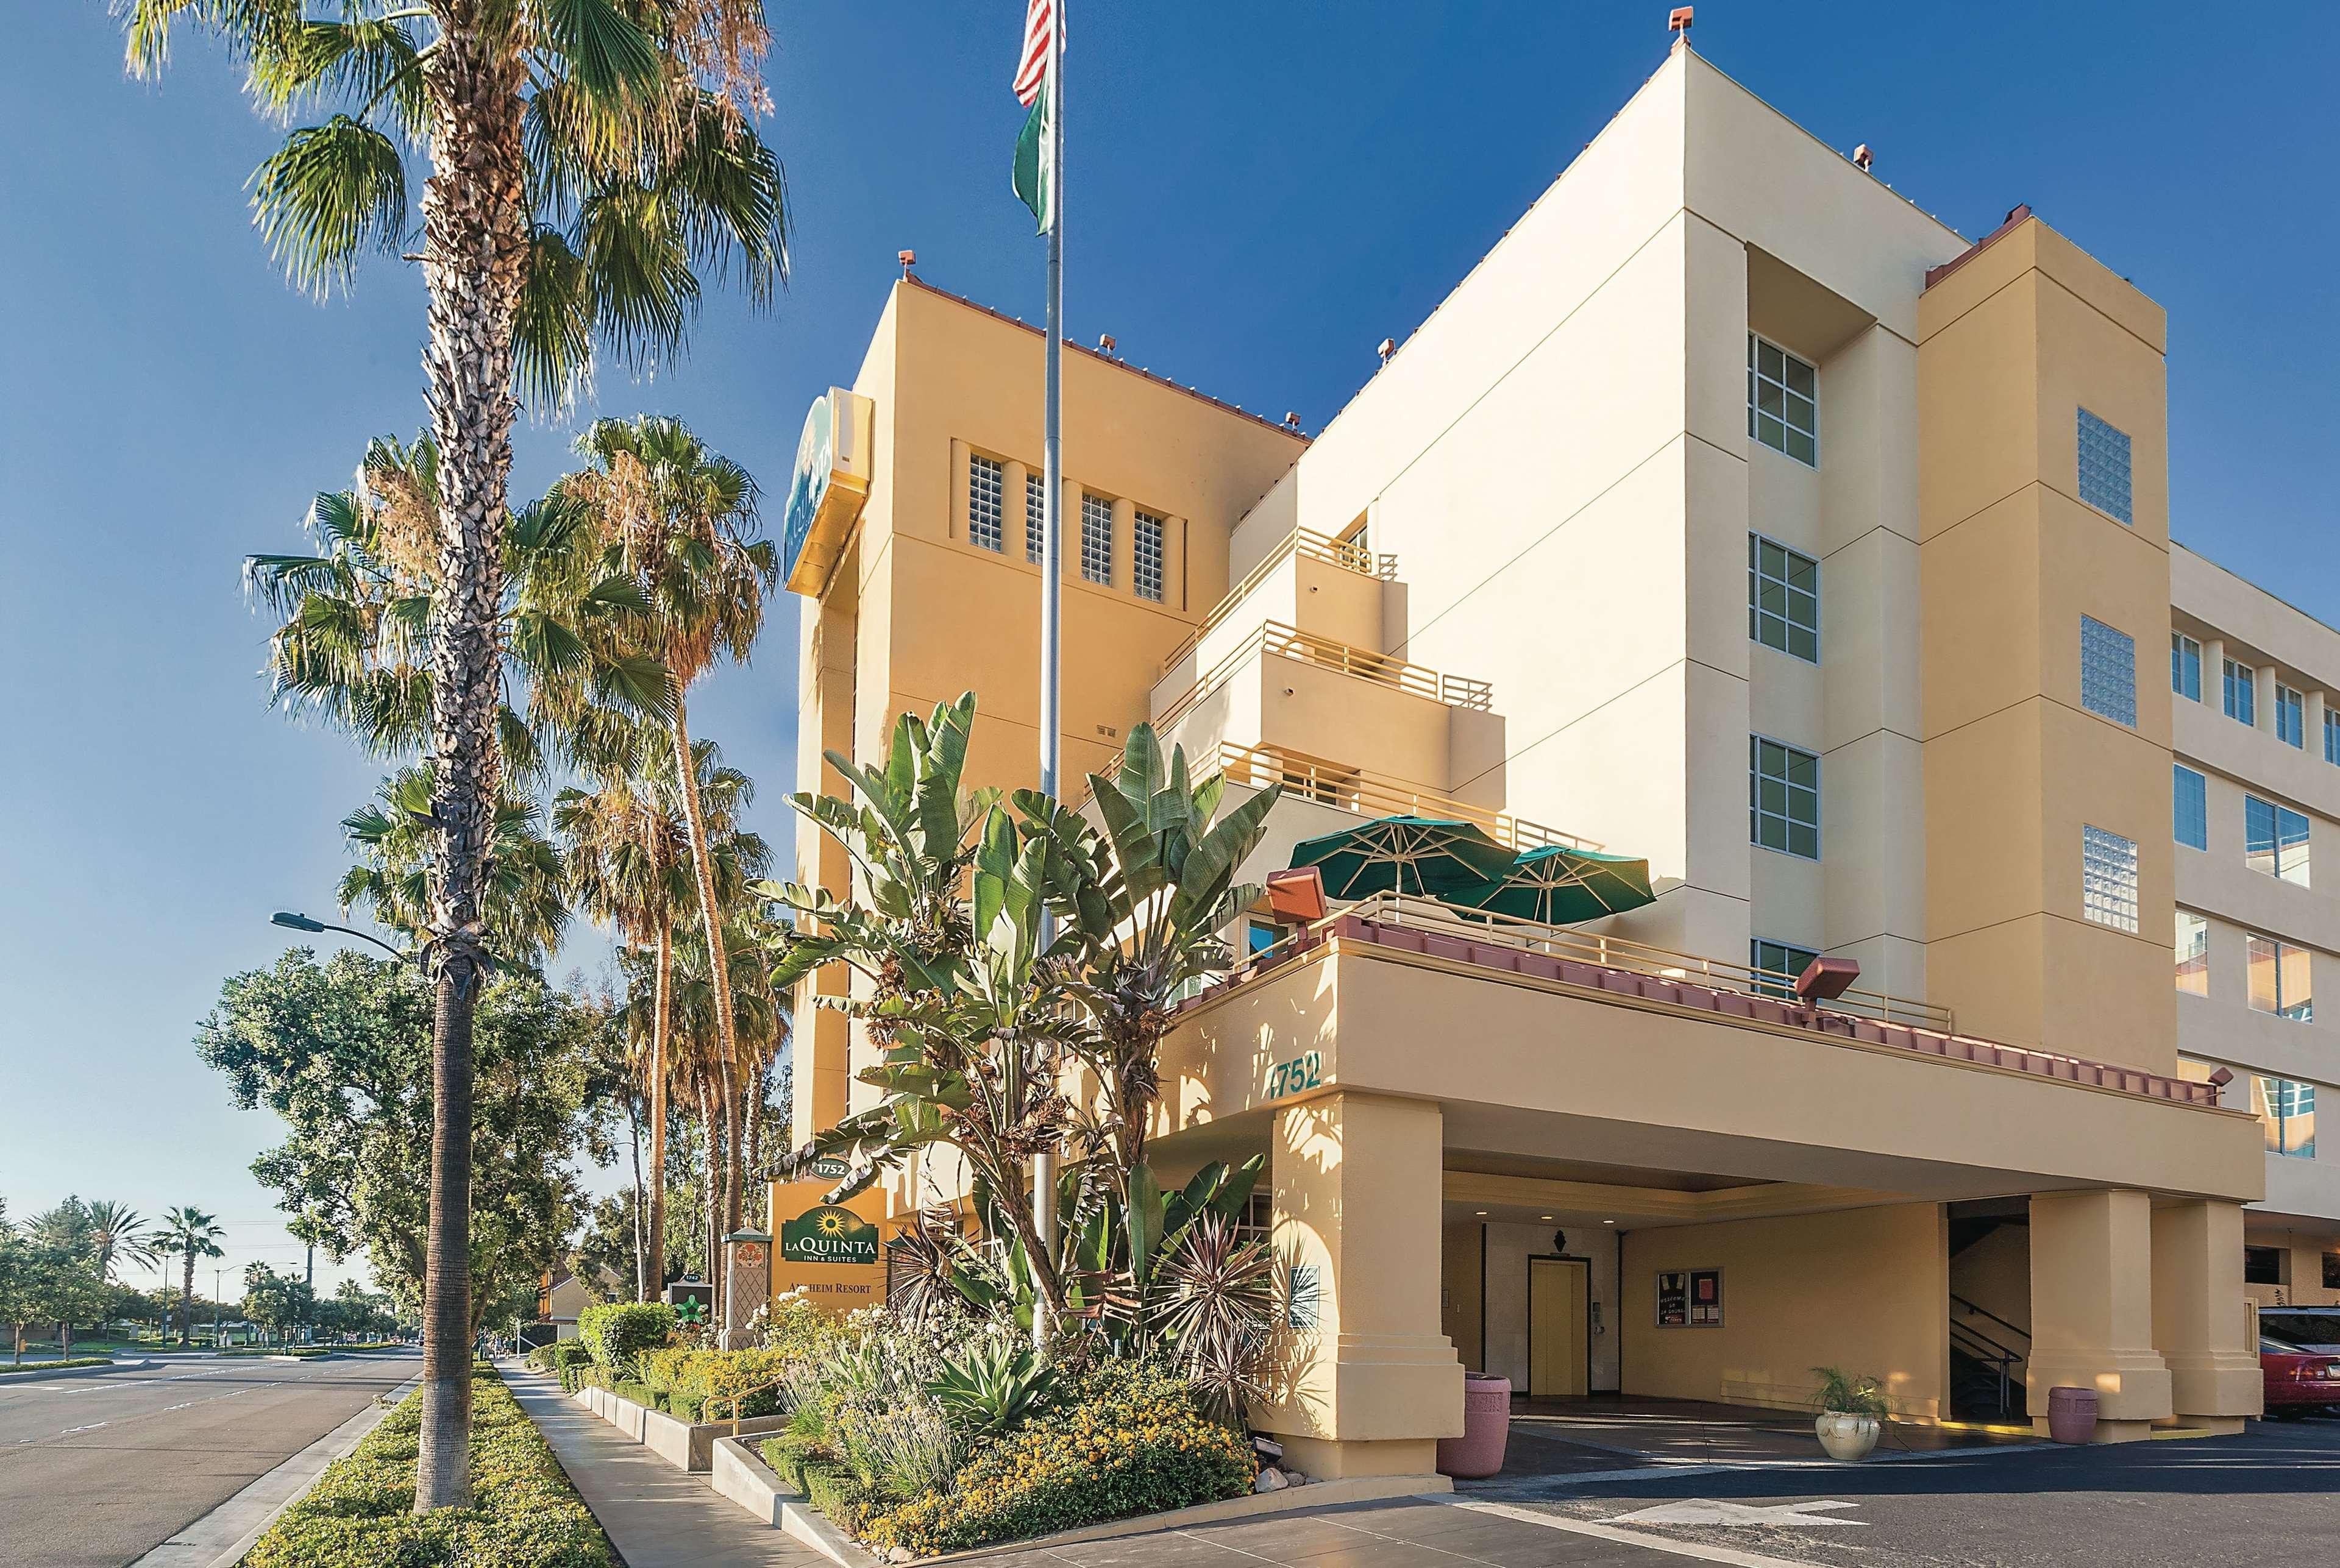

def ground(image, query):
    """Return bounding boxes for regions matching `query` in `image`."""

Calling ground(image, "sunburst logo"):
[780,1204,878,1265]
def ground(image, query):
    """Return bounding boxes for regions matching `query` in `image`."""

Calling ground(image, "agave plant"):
[928,1335,1057,1441]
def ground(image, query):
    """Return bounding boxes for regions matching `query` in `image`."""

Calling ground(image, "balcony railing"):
[1286,892,1955,1034]
[1156,621,1494,736]
[1215,742,1598,851]
[1158,528,1397,678]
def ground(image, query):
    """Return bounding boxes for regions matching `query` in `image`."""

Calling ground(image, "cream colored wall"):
[1621,1205,1949,1417]
[2242,1226,2340,1308]
[1919,218,2178,1072]
[1478,1222,1621,1394]
[1441,1222,1484,1371]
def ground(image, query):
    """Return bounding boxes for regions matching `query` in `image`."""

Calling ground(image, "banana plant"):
[1014,724,1283,1188]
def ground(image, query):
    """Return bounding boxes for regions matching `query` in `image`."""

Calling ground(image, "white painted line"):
[1438,1496,1834,1568]
[1610,1500,1865,1528]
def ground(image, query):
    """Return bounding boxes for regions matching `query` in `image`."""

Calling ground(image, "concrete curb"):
[0,1358,149,1382]
[126,1377,418,1568]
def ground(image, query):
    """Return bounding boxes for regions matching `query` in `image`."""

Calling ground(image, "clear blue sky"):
[3,3,2332,1299]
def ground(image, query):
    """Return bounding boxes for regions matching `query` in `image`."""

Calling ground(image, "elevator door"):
[1528,1257,1589,1398]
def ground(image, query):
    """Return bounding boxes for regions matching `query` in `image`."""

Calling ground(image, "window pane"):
[1750,736,1821,860]
[1080,492,1114,585]
[2171,633,2201,701]
[1025,474,1047,563]
[967,453,1005,552]
[2255,1076,2317,1158]
[1746,533,1819,663]
[2081,825,2139,933]
[2077,407,2133,524]
[2173,765,2207,850]
[2225,659,2256,725]
[2175,910,2209,996]
[1751,939,1819,999]
[2278,685,2306,748]
[2249,934,2313,1021]
[2079,615,2136,726]
[2327,710,2340,767]
[1133,509,1165,602]
[1747,336,1817,466]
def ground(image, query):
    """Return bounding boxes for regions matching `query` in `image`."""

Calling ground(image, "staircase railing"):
[1949,1294,2030,1420]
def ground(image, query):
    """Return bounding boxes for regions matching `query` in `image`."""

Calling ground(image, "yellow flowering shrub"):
[861,1360,1253,1557]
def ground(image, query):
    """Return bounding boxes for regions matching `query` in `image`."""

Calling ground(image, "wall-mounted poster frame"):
[1655,1270,1688,1326]
[1688,1267,1723,1326]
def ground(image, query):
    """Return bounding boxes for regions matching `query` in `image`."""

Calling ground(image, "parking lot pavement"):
[1493,1415,2340,1567]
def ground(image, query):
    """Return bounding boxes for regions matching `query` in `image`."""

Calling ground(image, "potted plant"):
[1810,1366,1888,1461]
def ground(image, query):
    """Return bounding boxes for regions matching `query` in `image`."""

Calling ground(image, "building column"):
[2150,1200,2262,1435]
[2254,664,2278,734]
[1251,1091,1462,1478]
[2027,1190,2172,1441]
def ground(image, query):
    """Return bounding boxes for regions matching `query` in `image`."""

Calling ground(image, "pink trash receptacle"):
[2046,1385,2098,1444]
[1437,1373,1512,1478]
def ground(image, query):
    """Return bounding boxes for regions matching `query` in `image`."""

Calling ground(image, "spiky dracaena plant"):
[1153,1210,1277,1427]
[124,0,784,1507]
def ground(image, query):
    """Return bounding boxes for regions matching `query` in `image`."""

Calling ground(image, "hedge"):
[0,1357,113,1376]
[858,1361,1253,1556]
[759,1436,883,1537]
[243,1364,614,1568]
[575,1302,675,1371]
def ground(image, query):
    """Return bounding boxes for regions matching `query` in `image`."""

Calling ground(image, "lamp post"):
[270,911,409,960]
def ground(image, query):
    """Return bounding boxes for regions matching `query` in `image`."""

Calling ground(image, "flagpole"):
[1031,0,1065,1351]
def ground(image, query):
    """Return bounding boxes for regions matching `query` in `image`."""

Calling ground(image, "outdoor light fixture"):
[1668,7,1693,34]
[1097,333,1116,354]
[271,911,325,933]
[1475,1210,1488,1217]
[267,911,408,961]
[1853,143,1874,172]
[897,249,916,276]
[1794,956,1860,1004]
[1376,337,1396,364]
[1602,1219,1616,1225]
[1266,865,1328,923]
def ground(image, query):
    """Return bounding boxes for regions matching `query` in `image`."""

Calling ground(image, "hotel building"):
[772,41,2330,1469]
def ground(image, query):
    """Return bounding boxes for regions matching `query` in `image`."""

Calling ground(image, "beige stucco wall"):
[1621,1205,1949,1417]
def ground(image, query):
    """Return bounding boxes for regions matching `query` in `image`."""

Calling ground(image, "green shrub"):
[802,1458,882,1536]
[667,1392,705,1421]
[549,1340,592,1372]
[0,1357,113,1376]
[861,1361,1252,1556]
[614,1380,655,1409]
[576,1302,675,1371]
[243,1364,614,1568]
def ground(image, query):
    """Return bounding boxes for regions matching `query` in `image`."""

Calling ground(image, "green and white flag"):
[1010,0,1057,233]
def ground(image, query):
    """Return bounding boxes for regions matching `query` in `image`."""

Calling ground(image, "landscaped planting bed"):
[0,1357,114,1376]
[242,1364,614,1568]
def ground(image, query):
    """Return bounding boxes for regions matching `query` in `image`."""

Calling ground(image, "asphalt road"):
[0,1348,418,1568]
[1491,1415,2340,1567]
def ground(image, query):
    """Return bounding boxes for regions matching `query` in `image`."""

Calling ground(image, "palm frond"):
[250,115,410,297]
[516,225,594,410]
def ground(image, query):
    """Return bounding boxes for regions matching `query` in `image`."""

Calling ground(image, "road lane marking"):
[1440,1497,1837,1568]
[1610,1500,1866,1528]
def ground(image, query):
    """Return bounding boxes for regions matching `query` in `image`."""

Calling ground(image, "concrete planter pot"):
[1436,1373,1512,1478]
[1814,1412,1880,1462]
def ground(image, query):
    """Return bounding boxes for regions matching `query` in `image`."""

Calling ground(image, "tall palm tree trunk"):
[626,1090,646,1301]
[180,1254,196,1346]
[647,919,672,1302]
[670,695,744,1248]
[413,16,530,1515]
[697,1080,722,1321]
[742,1049,764,1223]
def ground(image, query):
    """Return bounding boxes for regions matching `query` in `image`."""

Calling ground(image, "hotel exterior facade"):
[772,43,2331,1471]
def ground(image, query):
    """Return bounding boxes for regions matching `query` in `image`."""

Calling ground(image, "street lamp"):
[271,912,409,961]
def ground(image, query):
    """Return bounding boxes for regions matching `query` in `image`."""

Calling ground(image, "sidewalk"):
[502,1365,829,1568]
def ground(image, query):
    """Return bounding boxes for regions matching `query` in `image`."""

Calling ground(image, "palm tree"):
[84,1202,160,1292]
[569,418,777,1255]
[154,1208,226,1348]
[125,0,786,1509]
[340,766,571,969]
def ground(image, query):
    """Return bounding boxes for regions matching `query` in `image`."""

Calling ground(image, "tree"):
[83,1202,161,1290]
[154,1208,227,1347]
[338,766,572,968]
[129,0,789,1503]
[243,1263,317,1346]
[0,1218,34,1364]
[569,417,777,1266]
[195,950,600,1349]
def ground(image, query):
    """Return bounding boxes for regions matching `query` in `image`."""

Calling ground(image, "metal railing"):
[1948,1296,2030,1420]
[1158,527,1396,677]
[1310,892,1955,1032]
[1154,620,1494,736]
[1215,742,1599,851]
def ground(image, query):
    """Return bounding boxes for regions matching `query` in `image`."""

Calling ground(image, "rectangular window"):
[2246,1246,2286,1286]
[2076,407,2133,524]
[1025,473,1047,564]
[2175,910,2210,996]
[1080,492,1114,585]
[1133,509,1165,602]
[2173,765,2208,850]
[1747,335,1817,466]
[2244,795,2311,886]
[2278,684,2306,748]
[1749,737,1820,860]
[2081,825,2139,933]
[1751,938,1819,1000]
[2248,934,2313,1021]
[1746,533,1819,662]
[2079,615,2136,726]
[2224,659,2256,725]
[967,453,1005,552]
[2254,1076,2317,1158]
[2171,633,2202,701]
[2327,709,2340,767]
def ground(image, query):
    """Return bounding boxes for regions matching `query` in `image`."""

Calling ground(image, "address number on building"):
[1267,1051,1323,1099]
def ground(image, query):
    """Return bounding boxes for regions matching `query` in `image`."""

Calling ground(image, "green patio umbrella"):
[1288,815,1519,899]
[1449,844,1655,926]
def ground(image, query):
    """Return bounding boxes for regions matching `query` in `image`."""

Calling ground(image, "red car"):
[2261,1334,2340,1416]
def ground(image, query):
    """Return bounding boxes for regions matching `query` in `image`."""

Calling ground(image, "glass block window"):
[1133,509,1165,602]
[1080,492,1114,585]
[1747,533,1819,662]
[1025,473,1048,564]
[2245,795,2311,886]
[2079,615,2136,726]
[2171,633,2202,701]
[2255,1076,2317,1157]
[967,453,1005,552]
[2278,684,2306,748]
[2249,935,2314,1022]
[1749,736,1820,860]
[2077,407,2133,524]
[2081,825,2139,933]
[1750,938,1819,1000]
[2175,910,2210,996]
[2174,765,2208,850]
[1748,335,1817,466]
[2327,708,2340,767]
[2224,658,2256,725]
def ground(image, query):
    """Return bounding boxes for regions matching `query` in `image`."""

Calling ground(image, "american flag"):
[1011,0,1053,106]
